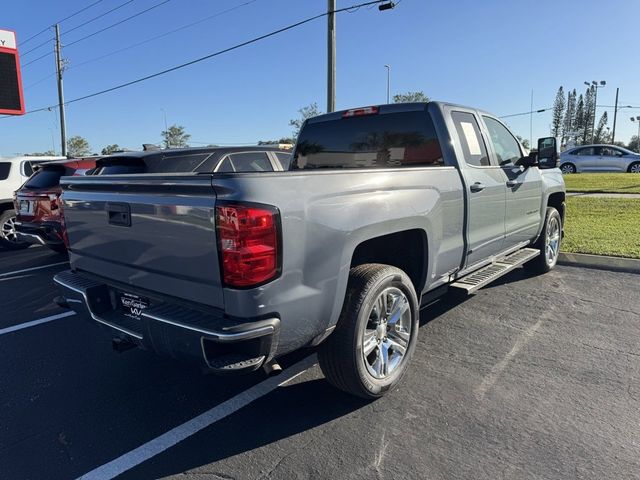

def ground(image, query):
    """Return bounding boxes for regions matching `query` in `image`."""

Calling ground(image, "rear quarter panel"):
[214,168,464,354]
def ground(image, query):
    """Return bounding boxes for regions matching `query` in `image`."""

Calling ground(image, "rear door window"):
[219,152,274,172]
[146,152,212,173]
[0,162,10,180]
[451,111,490,167]
[292,110,443,169]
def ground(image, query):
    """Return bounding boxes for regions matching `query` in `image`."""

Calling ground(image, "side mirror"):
[516,151,538,168]
[537,137,558,169]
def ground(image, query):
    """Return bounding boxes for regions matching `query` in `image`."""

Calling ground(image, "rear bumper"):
[53,270,280,373]
[15,221,64,247]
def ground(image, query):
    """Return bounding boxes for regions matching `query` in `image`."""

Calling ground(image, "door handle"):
[470,182,485,192]
[506,180,519,188]
[106,202,131,227]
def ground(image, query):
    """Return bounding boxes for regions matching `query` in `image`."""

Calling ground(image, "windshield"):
[23,167,68,189]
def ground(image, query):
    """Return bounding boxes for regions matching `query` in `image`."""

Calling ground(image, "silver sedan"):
[559,145,640,173]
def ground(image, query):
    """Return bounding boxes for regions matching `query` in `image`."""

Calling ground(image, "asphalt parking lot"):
[1,247,639,480]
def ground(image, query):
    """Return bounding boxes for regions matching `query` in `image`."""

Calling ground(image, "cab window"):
[451,111,490,167]
[482,116,522,165]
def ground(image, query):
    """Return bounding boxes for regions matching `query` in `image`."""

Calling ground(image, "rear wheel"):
[628,162,640,173]
[318,264,419,399]
[0,209,30,250]
[524,207,562,274]
[560,163,576,174]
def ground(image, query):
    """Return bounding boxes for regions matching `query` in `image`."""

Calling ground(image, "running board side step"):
[450,248,540,294]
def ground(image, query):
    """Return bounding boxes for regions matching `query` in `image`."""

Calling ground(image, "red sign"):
[0,29,25,115]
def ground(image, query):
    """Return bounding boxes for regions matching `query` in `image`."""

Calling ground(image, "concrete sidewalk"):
[567,192,640,198]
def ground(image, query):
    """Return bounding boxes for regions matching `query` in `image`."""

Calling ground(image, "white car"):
[559,145,640,174]
[0,156,65,249]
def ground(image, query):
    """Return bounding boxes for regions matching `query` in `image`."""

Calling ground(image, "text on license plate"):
[120,292,150,319]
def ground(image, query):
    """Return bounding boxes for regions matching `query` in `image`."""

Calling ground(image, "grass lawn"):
[562,197,640,259]
[563,173,640,193]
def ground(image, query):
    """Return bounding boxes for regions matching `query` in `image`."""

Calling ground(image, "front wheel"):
[524,207,562,274]
[628,162,640,173]
[0,209,30,250]
[318,264,419,399]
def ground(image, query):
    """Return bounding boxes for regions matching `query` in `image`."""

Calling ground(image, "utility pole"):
[327,0,336,113]
[611,87,619,144]
[54,24,67,156]
[384,64,391,103]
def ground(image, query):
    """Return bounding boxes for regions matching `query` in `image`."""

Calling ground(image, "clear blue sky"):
[2,0,639,155]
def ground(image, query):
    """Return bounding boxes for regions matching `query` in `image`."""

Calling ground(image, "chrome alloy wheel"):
[630,163,640,173]
[545,215,561,265]
[1,214,20,243]
[362,287,412,379]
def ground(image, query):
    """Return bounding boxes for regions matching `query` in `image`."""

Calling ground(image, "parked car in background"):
[91,146,292,175]
[0,155,66,249]
[14,158,99,253]
[559,144,640,173]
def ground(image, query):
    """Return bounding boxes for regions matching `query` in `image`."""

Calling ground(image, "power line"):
[3,0,388,119]
[21,36,55,57]
[20,0,170,70]
[64,0,137,36]
[65,0,171,48]
[67,0,260,72]
[20,0,106,46]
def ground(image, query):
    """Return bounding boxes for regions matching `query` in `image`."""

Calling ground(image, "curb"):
[558,252,640,274]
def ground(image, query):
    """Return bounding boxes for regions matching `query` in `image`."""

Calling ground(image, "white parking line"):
[77,354,318,480]
[0,261,68,278]
[0,311,76,336]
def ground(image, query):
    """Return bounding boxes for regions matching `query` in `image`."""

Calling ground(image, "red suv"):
[13,158,98,253]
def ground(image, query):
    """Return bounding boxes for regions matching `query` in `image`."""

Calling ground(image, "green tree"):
[551,86,565,138]
[289,103,322,139]
[582,86,596,144]
[101,144,122,155]
[162,125,191,148]
[628,135,640,153]
[28,150,56,156]
[392,91,429,103]
[562,89,577,146]
[574,94,585,145]
[515,135,530,150]
[67,136,91,157]
[593,112,609,144]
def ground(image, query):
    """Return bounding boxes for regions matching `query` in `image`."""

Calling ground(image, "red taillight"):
[216,204,279,288]
[342,106,379,118]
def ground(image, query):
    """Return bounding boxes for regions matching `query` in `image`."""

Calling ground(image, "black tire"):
[318,263,419,399]
[560,163,576,174]
[627,162,640,173]
[524,207,562,274]
[0,209,30,250]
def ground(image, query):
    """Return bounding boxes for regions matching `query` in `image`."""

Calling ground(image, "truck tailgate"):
[61,175,224,308]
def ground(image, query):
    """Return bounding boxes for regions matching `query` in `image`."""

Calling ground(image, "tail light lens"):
[216,203,280,288]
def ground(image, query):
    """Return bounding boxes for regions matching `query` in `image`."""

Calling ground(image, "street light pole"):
[632,116,640,153]
[612,87,619,144]
[327,0,336,113]
[384,64,390,103]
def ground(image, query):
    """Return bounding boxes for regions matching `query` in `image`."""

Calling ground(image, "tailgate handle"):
[106,202,131,227]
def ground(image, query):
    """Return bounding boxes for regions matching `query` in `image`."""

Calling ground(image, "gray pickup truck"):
[54,102,565,398]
